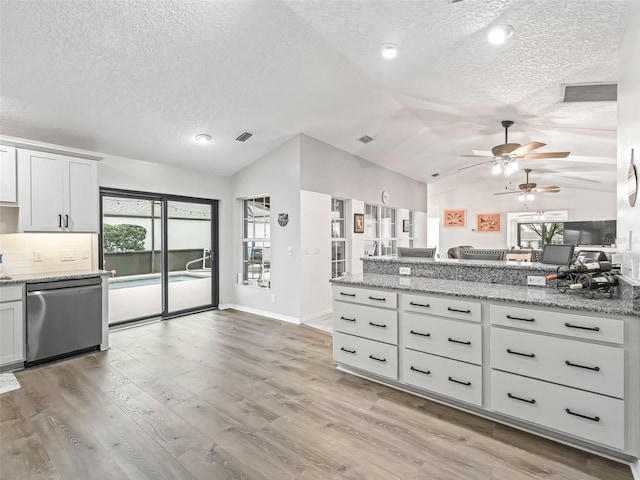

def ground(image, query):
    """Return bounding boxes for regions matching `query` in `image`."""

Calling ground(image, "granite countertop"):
[0,270,109,286]
[362,256,557,271]
[331,273,638,317]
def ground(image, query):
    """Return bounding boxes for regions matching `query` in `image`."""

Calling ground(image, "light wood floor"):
[0,309,632,480]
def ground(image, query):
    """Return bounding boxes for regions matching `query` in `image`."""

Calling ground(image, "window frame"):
[331,198,347,278]
[241,195,271,288]
[364,203,398,257]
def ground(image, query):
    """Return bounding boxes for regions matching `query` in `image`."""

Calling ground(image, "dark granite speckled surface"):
[331,273,638,317]
[0,270,108,285]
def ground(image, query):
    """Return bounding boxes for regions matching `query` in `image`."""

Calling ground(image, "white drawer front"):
[403,312,482,365]
[402,348,482,406]
[490,328,624,398]
[403,294,481,323]
[333,285,397,309]
[334,302,398,345]
[490,304,623,345]
[0,285,23,303]
[491,370,625,450]
[333,332,398,380]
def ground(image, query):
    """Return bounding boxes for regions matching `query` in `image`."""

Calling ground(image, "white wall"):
[99,155,233,304]
[230,136,302,322]
[429,179,616,254]
[617,8,640,281]
[300,190,332,322]
[300,134,428,212]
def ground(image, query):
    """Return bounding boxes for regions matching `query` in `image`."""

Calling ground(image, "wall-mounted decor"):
[354,213,364,233]
[402,219,410,233]
[477,213,501,232]
[627,148,637,207]
[278,213,289,227]
[443,209,466,227]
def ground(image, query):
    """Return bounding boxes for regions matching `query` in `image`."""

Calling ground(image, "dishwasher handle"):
[28,284,102,297]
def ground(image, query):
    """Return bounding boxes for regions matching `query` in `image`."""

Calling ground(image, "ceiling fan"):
[459,120,570,175]
[494,169,561,201]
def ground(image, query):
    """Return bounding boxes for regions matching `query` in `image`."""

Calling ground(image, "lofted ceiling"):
[0,0,635,194]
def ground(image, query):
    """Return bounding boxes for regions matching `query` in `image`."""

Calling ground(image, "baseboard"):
[631,459,640,480]
[301,308,333,324]
[218,304,300,325]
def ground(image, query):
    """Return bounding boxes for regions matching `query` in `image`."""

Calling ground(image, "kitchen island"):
[331,260,639,474]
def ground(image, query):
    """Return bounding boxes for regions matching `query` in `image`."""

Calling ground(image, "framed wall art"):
[354,213,364,233]
[402,219,410,233]
[443,209,466,228]
[476,213,501,232]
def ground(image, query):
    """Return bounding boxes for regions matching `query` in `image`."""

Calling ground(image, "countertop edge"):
[0,270,109,285]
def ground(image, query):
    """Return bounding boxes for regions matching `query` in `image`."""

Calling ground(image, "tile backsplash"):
[0,233,98,275]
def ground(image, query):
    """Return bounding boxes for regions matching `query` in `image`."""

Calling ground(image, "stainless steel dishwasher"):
[26,276,103,366]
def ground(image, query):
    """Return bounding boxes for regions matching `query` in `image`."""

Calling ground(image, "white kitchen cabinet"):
[18,148,98,232]
[0,145,17,203]
[0,285,24,367]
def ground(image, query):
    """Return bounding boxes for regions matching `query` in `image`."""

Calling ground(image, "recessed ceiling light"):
[194,134,212,143]
[487,25,514,45]
[380,44,398,59]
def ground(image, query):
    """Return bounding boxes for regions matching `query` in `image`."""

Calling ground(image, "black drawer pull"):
[410,366,430,375]
[448,337,471,346]
[565,408,600,422]
[506,314,535,322]
[369,355,386,363]
[448,376,471,386]
[340,316,356,322]
[564,322,600,332]
[340,347,356,354]
[508,393,536,404]
[410,330,431,337]
[58,214,62,228]
[565,360,600,371]
[507,348,535,358]
[369,322,387,328]
[340,292,356,297]
[447,307,471,314]
[369,296,386,301]
[65,214,69,228]
[409,301,430,308]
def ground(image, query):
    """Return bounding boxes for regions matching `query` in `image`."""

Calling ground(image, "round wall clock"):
[628,149,637,207]
[381,190,389,204]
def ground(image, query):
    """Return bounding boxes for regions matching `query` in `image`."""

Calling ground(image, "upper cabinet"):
[0,145,17,203]
[18,149,98,232]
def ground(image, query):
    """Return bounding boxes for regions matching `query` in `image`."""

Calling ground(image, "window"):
[364,204,397,256]
[517,222,564,250]
[242,196,271,287]
[331,198,347,278]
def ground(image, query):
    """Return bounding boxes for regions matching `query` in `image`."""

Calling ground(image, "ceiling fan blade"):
[492,143,521,157]
[510,142,546,155]
[516,151,571,159]
[458,160,493,170]
[535,186,561,193]
[460,154,493,158]
[493,190,520,196]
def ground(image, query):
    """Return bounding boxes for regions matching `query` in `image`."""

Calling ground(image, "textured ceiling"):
[0,0,635,193]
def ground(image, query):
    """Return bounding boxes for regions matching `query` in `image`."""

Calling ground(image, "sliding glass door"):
[101,189,218,326]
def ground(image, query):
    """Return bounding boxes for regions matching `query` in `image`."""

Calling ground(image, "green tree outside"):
[103,224,147,253]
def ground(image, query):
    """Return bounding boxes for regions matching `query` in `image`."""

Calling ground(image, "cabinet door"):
[64,158,98,232]
[0,145,17,203]
[0,300,24,366]
[19,149,65,231]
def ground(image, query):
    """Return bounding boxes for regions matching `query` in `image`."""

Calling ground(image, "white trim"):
[631,460,640,480]
[218,304,300,325]
[301,308,333,324]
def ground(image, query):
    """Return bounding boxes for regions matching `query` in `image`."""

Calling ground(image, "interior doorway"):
[101,188,219,326]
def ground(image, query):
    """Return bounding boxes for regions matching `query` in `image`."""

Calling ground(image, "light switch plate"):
[399,277,411,286]
[527,275,546,286]
[399,267,411,275]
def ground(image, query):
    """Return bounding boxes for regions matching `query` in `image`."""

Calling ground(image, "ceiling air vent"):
[563,83,617,102]
[358,135,374,144]
[235,131,254,142]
